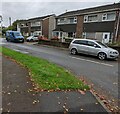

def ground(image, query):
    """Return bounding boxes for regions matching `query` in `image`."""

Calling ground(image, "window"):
[107,12,116,20]
[11,33,14,37]
[68,32,73,37]
[58,17,77,24]
[79,40,87,45]
[26,23,28,26]
[31,21,41,26]
[88,15,98,22]
[69,18,74,23]
[84,16,88,22]
[73,40,80,44]
[14,32,21,36]
[87,41,96,47]
[96,41,108,48]
[102,14,107,20]
[104,34,108,39]
[74,17,77,23]
[73,40,87,45]
[102,12,116,21]
[68,32,76,37]
[84,15,98,22]
[86,32,95,39]
[20,23,25,27]
[60,18,65,23]
[83,32,86,38]
[58,19,60,22]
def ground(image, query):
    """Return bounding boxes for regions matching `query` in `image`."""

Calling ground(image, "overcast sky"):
[1,0,120,27]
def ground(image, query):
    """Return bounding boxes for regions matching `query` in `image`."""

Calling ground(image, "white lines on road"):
[13,49,29,54]
[69,56,114,67]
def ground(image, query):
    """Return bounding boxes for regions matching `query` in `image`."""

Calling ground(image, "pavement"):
[2,56,108,113]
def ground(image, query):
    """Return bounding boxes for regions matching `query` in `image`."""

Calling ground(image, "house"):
[17,14,56,39]
[53,3,120,43]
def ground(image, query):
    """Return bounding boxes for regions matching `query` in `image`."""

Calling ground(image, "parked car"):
[6,31,24,43]
[26,36,38,42]
[69,39,119,60]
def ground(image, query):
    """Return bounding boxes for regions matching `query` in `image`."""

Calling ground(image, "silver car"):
[69,39,119,60]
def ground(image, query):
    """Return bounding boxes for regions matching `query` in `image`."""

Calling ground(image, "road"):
[1,38,119,107]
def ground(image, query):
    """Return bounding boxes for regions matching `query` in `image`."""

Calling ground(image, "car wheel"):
[98,52,106,60]
[71,48,77,55]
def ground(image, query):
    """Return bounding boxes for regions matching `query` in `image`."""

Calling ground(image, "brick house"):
[17,14,56,39]
[53,3,120,43]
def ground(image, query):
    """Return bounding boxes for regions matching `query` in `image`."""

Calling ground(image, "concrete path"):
[2,56,107,113]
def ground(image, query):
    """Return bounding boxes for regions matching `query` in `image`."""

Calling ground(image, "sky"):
[1,0,120,27]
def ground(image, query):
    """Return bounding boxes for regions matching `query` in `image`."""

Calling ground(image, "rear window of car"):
[73,40,87,45]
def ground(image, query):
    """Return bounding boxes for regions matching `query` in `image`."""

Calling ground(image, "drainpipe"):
[114,10,120,43]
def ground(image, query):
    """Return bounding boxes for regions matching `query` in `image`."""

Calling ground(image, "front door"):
[102,33,110,44]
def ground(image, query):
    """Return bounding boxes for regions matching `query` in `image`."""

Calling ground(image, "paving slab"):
[2,56,108,113]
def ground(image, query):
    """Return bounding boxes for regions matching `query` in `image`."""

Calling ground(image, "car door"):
[87,41,101,56]
[77,40,88,54]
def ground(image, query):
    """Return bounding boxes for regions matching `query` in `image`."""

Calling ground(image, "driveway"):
[1,39,119,109]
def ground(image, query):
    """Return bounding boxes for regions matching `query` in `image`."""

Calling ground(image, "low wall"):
[38,40,70,48]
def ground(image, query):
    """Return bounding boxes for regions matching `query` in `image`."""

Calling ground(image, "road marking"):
[13,49,29,54]
[69,56,113,67]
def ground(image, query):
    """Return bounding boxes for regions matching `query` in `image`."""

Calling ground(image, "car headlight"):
[110,51,118,54]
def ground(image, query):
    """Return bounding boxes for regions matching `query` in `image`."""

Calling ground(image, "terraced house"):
[53,3,120,43]
[17,14,56,39]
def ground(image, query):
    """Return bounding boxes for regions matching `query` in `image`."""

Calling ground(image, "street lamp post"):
[9,17,11,26]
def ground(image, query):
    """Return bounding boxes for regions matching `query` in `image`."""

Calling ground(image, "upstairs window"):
[84,15,98,22]
[74,17,77,23]
[84,16,88,22]
[102,14,107,20]
[88,15,98,22]
[57,17,77,24]
[31,21,41,27]
[69,18,74,23]
[102,12,116,21]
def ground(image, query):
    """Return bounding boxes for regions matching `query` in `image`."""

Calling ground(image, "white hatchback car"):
[69,39,119,60]
[26,36,38,42]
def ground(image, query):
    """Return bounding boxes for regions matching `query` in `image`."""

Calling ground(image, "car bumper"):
[14,38,24,42]
[107,54,119,59]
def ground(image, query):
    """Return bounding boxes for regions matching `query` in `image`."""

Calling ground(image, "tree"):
[2,19,24,35]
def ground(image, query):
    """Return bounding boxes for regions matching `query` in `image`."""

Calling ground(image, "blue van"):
[6,31,24,43]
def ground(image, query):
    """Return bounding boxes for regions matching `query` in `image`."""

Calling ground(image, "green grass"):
[1,47,89,91]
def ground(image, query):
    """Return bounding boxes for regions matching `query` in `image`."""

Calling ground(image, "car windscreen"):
[96,41,108,48]
[14,32,22,36]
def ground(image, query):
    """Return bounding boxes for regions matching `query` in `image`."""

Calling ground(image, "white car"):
[26,36,38,42]
[69,39,119,60]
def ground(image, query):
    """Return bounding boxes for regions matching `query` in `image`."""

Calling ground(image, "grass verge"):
[1,47,89,91]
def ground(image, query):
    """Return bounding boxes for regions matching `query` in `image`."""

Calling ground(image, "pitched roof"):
[18,14,56,23]
[57,3,120,18]
[28,14,56,21]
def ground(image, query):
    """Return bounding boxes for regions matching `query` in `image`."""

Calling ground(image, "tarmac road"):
[1,39,119,108]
